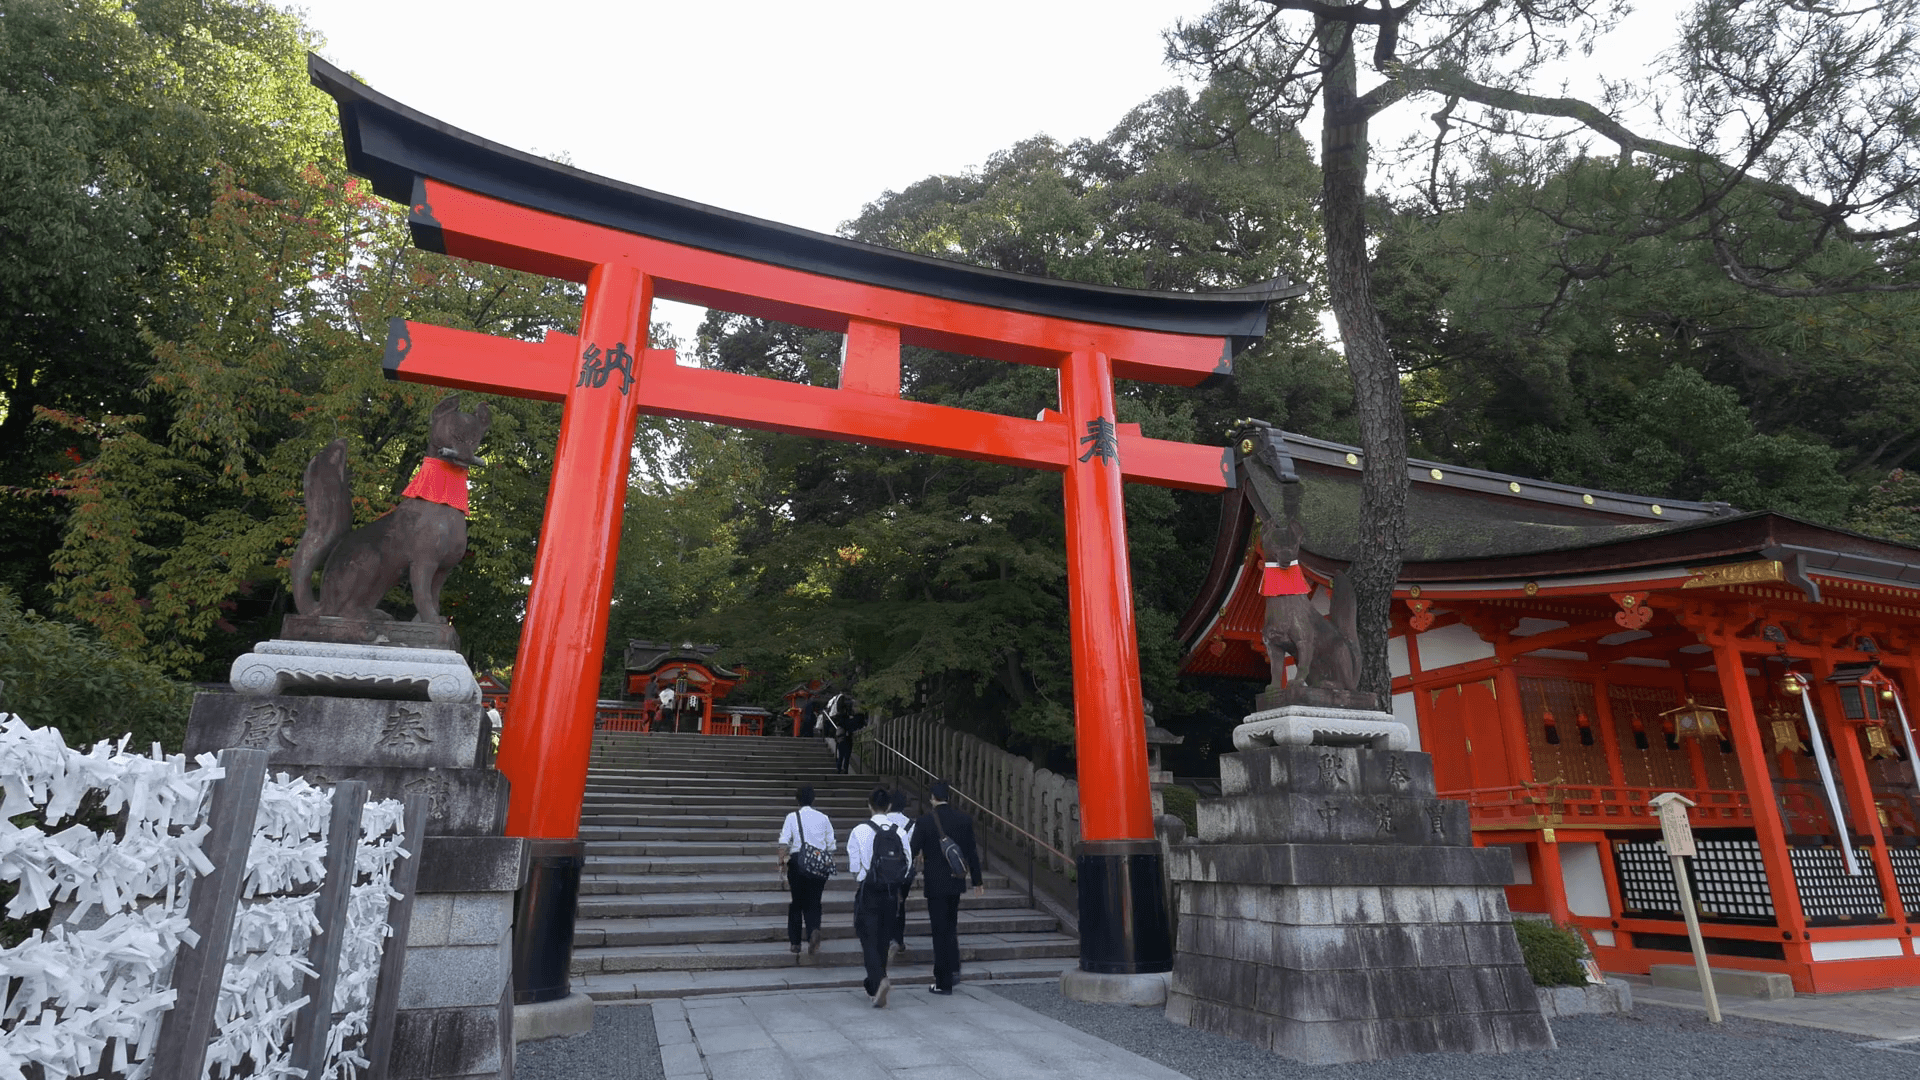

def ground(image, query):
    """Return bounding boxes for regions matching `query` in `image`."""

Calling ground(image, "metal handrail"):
[860,732,1073,865]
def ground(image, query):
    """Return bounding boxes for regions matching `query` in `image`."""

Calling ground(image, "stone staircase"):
[568,731,1078,1000]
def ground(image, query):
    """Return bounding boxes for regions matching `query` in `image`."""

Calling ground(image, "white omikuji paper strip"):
[0,715,221,1080]
[322,799,407,1080]
[0,721,412,1080]
[202,774,335,1080]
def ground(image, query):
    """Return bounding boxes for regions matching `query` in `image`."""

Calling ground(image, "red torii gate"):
[312,56,1296,999]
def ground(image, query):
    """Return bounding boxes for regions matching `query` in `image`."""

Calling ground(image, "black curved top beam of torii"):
[308,56,1305,359]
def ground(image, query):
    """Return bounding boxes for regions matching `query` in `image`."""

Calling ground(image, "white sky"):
[292,1,1675,346]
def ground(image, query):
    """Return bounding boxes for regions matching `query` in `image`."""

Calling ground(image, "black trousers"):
[854,883,894,994]
[835,735,853,773]
[787,872,826,947]
[926,893,961,989]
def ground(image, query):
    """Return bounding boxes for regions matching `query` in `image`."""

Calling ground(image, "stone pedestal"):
[1232,705,1409,752]
[187,665,526,1079]
[229,640,481,703]
[1165,737,1554,1064]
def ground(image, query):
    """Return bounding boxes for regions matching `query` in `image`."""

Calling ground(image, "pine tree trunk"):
[1317,19,1408,704]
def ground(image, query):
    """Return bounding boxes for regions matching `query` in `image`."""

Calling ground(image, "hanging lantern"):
[1662,696,1726,740]
[1864,723,1901,760]
[1827,661,1889,718]
[1662,669,1728,743]
[1765,705,1811,754]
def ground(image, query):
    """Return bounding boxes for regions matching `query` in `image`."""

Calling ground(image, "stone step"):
[573,909,1057,948]
[581,775,868,788]
[585,756,834,768]
[571,930,1080,974]
[579,825,859,843]
[576,853,771,873]
[576,822,859,838]
[579,793,877,808]
[582,771,878,785]
[579,801,876,817]
[576,886,1027,917]
[582,841,778,858]
[577,807,874,824]
[573,956,1071,1001]
[577,869,1010,894]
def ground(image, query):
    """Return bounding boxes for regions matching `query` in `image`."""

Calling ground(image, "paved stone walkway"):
[1627,980,1920,1042]
[648,982,1190,1080]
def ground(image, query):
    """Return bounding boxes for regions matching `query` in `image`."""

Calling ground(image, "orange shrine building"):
[606,641,749,734]
[1179,431,1920,993]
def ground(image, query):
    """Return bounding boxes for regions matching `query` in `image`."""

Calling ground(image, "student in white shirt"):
[777,786,836,955]
[885,789,912,956]
[847,787,913,1007]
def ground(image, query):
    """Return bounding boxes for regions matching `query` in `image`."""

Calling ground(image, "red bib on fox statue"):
[1261,560,1309,596]
[402,456,471,515]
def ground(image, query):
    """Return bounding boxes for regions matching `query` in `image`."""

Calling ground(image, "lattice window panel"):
[1519,676,1610,786]
[1789,847,1885,921]
[1889,847,1920,914]
[1613,839,1775,921]
[1614,840,1682,916]
[1609,683,1699,791]
[1688,839,1774,920]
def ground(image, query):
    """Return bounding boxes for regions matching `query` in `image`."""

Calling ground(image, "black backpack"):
[867,822,912,890]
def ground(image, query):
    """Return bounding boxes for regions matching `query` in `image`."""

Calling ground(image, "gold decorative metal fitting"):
[1345,452,1359,465]
[1582,494,1595,505]
[1651,505,1664,516]
[1509,482,1521,493]
[1239,438,1253,454]
[1408,585,1422,598]
[1430,468,1444,480]
[1524,582,1539,596]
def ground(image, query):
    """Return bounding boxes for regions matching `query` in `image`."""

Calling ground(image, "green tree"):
[0,0,337,610]
[1375,154,1914,509]
[1169,0,1920,695]
[49,165,577,678]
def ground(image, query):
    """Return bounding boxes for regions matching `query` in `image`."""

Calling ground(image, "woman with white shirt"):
[777,786,836,954]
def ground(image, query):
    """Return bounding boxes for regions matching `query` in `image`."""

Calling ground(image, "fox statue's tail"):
[1329,569,1360,669]
[289,439,352,615]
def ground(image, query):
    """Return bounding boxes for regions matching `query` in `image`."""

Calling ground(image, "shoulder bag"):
[789,811,835,880]
[929,807,968,879]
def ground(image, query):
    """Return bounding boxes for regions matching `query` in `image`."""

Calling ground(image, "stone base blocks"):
[1166,739,1555,1064]
[1650,963,1795,1000]
[187,685,528,1079]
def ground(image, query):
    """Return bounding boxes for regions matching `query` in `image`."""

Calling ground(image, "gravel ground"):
[515,1004,661,1080]
[988,983,1920,1080]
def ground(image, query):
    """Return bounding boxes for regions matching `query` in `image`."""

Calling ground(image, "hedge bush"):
[1513,918,1590,987]
[1160,784,1199,836]
[0,588,190,751]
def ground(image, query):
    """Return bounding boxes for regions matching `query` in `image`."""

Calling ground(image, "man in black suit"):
[910,779,983,995]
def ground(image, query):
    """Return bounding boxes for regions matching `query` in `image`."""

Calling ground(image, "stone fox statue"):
[1234,422,1362,693]
[290,395,490,624]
